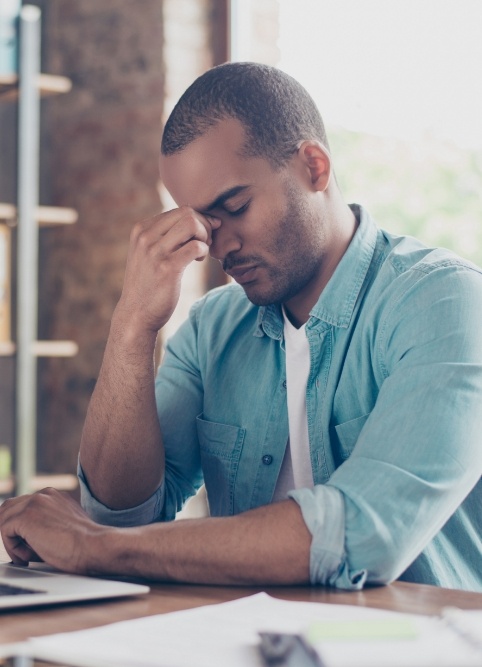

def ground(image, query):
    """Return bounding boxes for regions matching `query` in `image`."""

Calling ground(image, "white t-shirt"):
[273,308,314,501]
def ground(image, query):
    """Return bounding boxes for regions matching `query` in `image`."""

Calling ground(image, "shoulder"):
[373,231,482,307]
[381,229,481,277]
[372,239,482,369]
[353,229,482,369]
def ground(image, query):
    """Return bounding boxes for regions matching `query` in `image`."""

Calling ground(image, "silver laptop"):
[0,559,150,609]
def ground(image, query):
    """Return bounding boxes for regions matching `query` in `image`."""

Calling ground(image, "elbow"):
[322,549,401,591]
[336,532,412,589]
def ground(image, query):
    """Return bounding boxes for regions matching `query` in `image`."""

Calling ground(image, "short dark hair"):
[161,62,329,169]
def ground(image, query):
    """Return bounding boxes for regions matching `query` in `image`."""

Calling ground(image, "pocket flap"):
[334,413,370,459]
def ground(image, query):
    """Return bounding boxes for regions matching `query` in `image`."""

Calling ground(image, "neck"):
[284,203,358,327]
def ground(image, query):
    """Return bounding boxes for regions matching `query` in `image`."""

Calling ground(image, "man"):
[1,63,482,590]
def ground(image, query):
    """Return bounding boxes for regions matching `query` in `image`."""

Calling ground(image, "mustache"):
[222,255,264,273]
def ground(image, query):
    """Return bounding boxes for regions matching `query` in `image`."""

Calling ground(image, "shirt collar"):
[255,204,378,338]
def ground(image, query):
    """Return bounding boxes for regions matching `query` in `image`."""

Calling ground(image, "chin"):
[242,285,284,308]
[242,286,268,307]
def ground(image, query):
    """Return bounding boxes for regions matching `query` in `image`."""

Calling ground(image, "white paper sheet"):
[26,592,482,667]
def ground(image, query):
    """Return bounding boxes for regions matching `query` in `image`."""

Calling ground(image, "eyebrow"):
[202,185,250,213]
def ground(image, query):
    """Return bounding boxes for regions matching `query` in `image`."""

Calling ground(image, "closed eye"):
[225,200,251,217]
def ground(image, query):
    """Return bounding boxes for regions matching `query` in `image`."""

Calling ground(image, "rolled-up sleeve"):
[78,462,165,527]
[289,484,367,589]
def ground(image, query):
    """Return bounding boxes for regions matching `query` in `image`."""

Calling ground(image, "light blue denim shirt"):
[80,204,482,591]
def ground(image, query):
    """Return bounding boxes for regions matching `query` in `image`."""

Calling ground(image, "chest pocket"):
[334,413,370,461]
[196,415,246,517]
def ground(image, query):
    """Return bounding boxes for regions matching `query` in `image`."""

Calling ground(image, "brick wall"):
[35,0,234,475]
[37,0,165,473]
[19,0,279,477]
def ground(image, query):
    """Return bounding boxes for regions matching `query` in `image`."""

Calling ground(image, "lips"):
[225,265,258,285]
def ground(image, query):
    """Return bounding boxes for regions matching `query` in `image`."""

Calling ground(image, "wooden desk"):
[1,575,482,647]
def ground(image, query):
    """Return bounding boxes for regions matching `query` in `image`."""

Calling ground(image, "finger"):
[0,494,28,521]
[1,517,41,565]
[0,499,31,562]
[169,209,222,251]
[128,212,207,269]
[169,213,212,251]
[203,214,222,233]
[175,208,221,246]
[141,218,214,269]
[1,529,41,565]
[171,238,210,267]
[0,492,55,565]
[131,208,189,239]
[132,207,217,248]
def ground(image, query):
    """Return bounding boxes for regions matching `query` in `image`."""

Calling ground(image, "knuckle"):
[178,205,194,216]
[39,486,57,496]
[136,228,152,252]
[179,207,200,227]
[130,219,145,241]
[1,496,14,510]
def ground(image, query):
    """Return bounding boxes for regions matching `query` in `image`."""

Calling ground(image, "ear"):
[297,141,331,192]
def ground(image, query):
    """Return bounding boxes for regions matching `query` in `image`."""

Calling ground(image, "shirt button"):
[282,380,287,389]
[262,454,273,465]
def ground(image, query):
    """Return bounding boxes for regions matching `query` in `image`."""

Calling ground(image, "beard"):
[224,181,325,307]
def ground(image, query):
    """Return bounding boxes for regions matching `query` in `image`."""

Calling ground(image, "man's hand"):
[115,207,221,336]
[0,488,109,574]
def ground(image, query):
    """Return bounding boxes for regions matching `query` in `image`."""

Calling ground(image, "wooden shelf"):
[0,473,78,497]
[0,477,14,496]
[0,202,78,226]
[0,72,72,102]
[0,341,15,357]
[32,340,79,357]
[0,340,78,358]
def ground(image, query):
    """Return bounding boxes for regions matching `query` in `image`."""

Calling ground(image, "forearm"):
[88,499,312,585]
[79,209,219,511]
[79,307,164,509]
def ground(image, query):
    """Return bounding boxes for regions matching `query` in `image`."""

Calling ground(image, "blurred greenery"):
[328,126,482,267]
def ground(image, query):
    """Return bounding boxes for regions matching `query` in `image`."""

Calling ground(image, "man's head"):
[161,61,330,169]
[160,63,356,325]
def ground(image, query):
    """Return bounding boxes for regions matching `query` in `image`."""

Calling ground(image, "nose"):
[209,219,242,262]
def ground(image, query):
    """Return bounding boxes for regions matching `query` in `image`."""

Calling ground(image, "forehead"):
[159,118,275,210]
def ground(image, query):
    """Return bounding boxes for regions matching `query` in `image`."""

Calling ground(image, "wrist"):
[110,305,159,352]
[84,525,124,577]
[87,526,151,579]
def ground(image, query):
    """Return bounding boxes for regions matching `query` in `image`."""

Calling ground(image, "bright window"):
[233,0,482,264]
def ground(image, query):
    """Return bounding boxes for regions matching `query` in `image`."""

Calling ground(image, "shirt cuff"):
[77,462,165,527]
[288,484,367,590]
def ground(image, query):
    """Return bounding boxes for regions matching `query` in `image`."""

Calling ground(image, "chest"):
[199,321,383,512]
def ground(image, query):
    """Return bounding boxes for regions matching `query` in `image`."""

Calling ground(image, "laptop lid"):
[0,560,150,610]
